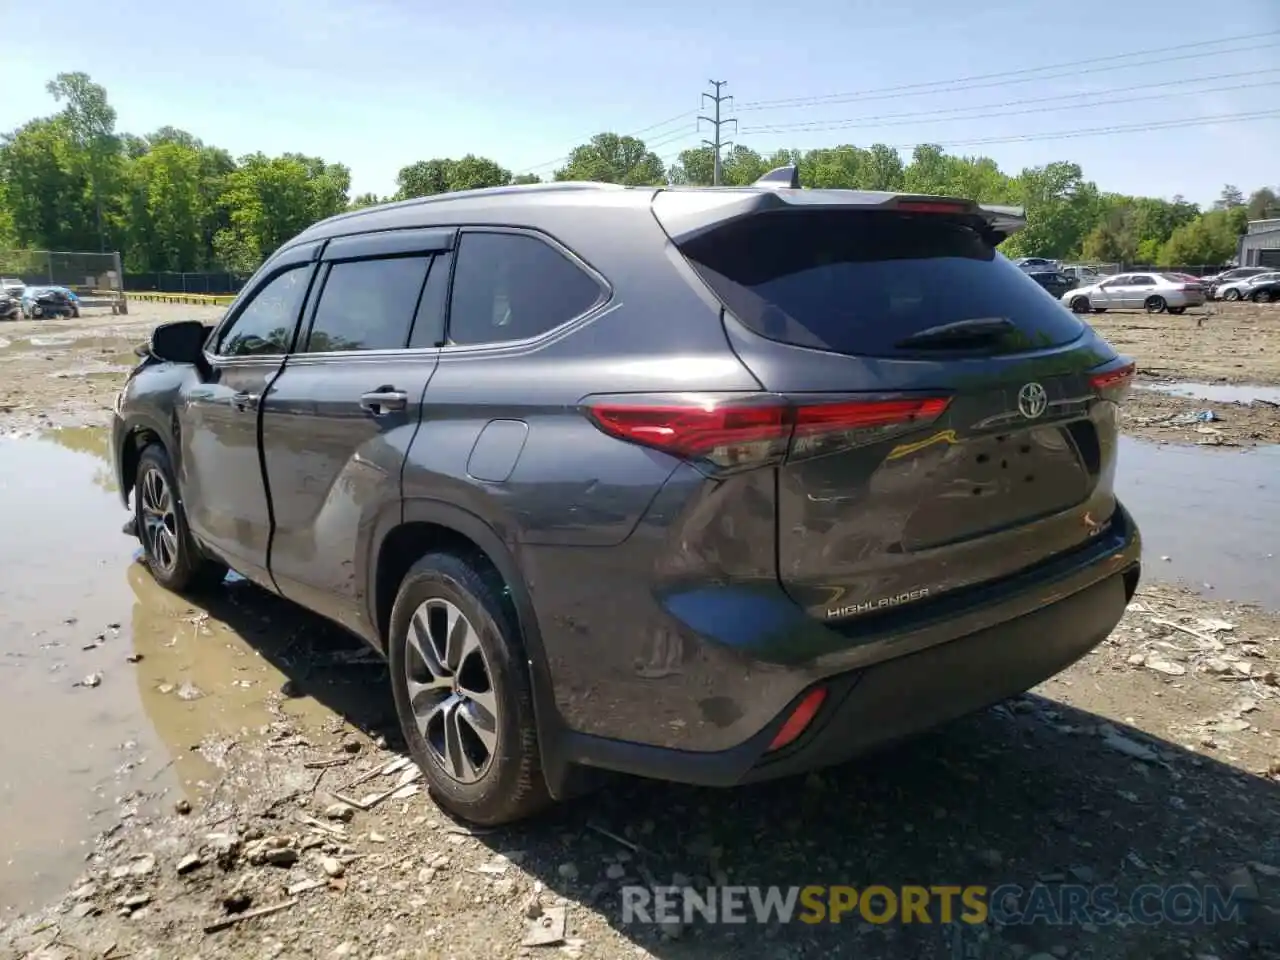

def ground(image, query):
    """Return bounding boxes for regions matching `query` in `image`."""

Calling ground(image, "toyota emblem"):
[1017,382,1048,420]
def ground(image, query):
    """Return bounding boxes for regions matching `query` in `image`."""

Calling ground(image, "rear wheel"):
[134,445,227,593]
[1223,288,1242,302]
[388,552,551,826]
[1144,296,1167,314]
[1069,296,1090,314]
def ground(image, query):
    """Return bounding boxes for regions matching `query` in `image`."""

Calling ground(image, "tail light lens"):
[584,393,950,472]
[1090,359,1136,400]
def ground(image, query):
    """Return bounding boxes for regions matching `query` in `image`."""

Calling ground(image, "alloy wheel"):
[139,467,179,573]
[404,598,499,783]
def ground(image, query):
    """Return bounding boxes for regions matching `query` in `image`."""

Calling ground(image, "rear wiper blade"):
[894,316,1017,349]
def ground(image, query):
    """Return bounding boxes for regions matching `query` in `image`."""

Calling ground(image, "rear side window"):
[304,256,431,353]
[446,232,603,346]
[678,211,1087,357]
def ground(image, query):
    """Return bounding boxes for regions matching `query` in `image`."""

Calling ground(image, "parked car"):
[1204,266,1271,298]
[20,285,79,318]
[0,291,20,321]
[1061,272,1205,315]
[111,173,1142,825]
[1060,265,1101,282]
[1247,277,1280,302]
[1026,270,1078,298]
[1215,271,1280,301]
[0,278,24,297]
[1015,257,1058,271]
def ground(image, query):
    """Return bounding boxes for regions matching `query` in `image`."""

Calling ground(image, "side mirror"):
[149,320,208,364]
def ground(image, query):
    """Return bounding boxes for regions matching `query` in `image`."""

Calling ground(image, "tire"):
[1224,288,1241,302]
[388,551,551,826]
[1092,308,1107,314]
[1069,296,1090,314]
[134,444,228,593]
[1144,296,1167,314]
[1167,306,1186,315]
[1254,290,1274,304]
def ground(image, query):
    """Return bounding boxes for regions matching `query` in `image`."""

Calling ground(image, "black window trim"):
[438,225,613,356]
[287,227,459,360]
[205,241,323,364]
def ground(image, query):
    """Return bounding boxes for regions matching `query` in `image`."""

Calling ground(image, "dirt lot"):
[0,575,1277,960]
[1089,301,1280,386]
[1,302,1279,959]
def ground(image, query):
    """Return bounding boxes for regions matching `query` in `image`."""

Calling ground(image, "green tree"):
[46,72,121,252]
[554,133,665,185]
[1247,187,1280,221]
[511,173,542,185]
[1002,162,1099,259]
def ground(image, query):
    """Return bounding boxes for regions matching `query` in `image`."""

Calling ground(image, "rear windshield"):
[678,210,1087,357]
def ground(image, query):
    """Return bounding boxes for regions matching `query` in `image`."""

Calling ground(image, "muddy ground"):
[0,579,1277,960]
[0,301,1279,959]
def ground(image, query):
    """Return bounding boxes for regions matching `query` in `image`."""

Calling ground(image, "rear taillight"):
[1090,359,1135,398]
[584,393,950,471]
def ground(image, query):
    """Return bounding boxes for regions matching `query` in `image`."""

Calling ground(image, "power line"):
[735,32,1280,113]
[698,81,737,185]
[516,108,698,175]
[740,75,1280,135]
[832,110,1280,152]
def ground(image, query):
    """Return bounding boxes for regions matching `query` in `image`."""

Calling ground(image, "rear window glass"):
[678,211,1087,357]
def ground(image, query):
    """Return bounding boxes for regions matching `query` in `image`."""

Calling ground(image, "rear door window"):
[677,210,1086,357]
[304,256,431,353]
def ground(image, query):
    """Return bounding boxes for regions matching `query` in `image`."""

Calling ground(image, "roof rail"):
[753,164,801,190]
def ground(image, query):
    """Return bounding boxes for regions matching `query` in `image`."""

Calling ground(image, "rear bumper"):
[562,506,1140,788]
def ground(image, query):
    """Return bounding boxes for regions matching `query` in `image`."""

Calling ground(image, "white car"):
[1060,272,1206,315]
[1215,271,1280,301]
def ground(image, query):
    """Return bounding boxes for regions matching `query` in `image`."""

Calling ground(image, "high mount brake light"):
[1090,360,1136,394]
[896,201,971,215]
[584,394,950,469]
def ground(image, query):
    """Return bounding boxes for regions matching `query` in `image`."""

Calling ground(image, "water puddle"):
[1117,437,1279,608]
[0,429,386,913]
[1135,380,1280,406]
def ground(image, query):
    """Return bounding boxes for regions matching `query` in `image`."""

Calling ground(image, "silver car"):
[1060,272,1206,315]
[1215,270,1280,301]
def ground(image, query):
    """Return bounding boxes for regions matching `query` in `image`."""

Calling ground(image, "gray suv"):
[111,169,1142,825]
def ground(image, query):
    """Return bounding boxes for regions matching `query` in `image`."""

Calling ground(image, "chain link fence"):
[124,271,250,295]
[0,249,128,313]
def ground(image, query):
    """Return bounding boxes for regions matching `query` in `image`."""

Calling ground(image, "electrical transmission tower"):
[699,80,737,186]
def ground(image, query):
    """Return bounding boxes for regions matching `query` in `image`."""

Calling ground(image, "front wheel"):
[1145,296,1167,314]
[1223,288,1242,302]
[388,552,551,826]
[134,444,227,593]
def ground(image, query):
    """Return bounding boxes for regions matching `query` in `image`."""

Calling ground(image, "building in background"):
[1237,219,1280,268]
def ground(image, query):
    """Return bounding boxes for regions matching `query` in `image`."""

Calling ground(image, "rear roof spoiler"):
[653,180,1027,245]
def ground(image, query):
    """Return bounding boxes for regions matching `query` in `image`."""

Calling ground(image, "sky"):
[1,0,1277,207]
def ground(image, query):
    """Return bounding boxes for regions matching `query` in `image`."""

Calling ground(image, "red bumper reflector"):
[768,688,827,752]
